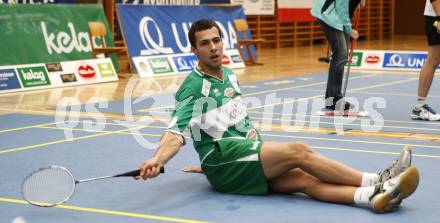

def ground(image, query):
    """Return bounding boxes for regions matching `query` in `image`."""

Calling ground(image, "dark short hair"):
[188,19,222,48]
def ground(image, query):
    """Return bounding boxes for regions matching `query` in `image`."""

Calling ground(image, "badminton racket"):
[22,165,164,207]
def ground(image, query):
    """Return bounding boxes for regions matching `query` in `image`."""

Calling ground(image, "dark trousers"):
[349,0,362,18]
[317,19,350,105]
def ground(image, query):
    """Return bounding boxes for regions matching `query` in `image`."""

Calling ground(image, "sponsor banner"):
[0,58,117,93]
[0,69,21,91]
[114,1,230,38]
[116,0,231,5]
[231,0,275,15]
[350,52,363,67]
[60,73,77,83]
[148,57,174,74]
[0,4,116,67]
[350,50,439,71]
[362,52,383,69]
[133,49,244,78]
[97,62,117,78]
[17,66,51,88]
[76,64,98,81]
[172,54,198,72]
[116,5,257,64]
[383,52,427,69]
[0,0,74,3]
[45,62,63,72]
[277,0,315,22]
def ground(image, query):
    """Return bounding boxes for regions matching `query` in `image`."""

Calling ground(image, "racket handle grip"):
[116,167,165,177]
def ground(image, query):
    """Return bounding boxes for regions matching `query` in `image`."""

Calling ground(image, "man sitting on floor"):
[134,19,420,213]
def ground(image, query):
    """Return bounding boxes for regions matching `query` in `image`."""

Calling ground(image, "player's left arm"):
[182,165,204,174]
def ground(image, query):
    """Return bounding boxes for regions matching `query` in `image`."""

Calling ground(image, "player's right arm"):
[136,80,201,180]
[136,131,184,180]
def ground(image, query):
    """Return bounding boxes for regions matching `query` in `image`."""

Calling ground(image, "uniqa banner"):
[0,4,115,66]
[116,5,254,61]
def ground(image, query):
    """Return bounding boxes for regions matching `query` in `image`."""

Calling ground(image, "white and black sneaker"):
[378,145,412,183]
[369,167,420,213]
[411,104,440,121]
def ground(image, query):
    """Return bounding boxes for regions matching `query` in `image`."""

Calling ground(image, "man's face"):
[192,27,223,70]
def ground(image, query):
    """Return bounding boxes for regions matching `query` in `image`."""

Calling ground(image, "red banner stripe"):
[277,8,316,22]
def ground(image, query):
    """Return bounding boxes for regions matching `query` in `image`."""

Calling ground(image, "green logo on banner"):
[97,63,116,78]
[17,66,51,88]
[148,57,173,74]
[350,52,363,67]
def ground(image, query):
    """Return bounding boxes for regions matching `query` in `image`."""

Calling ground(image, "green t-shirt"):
[167,67,262,161]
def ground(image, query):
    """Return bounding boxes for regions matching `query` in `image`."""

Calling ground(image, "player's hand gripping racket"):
[22,165,164,207]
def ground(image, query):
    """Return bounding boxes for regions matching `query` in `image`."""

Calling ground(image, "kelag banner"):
[117,5,247,58]
[0,4,114,66]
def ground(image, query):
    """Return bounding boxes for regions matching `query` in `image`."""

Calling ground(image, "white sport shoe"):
[369,167,420,213]
[378,145,412,183]
[411,104,440,121]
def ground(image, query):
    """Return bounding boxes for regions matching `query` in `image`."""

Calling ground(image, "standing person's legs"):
[318,20,349,108]
[417,45,440,99]
[412,15,440,120]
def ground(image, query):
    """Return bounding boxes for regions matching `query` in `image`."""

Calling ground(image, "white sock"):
[354,186,376,207]
[416,97,426,109]
[361,172,379,187]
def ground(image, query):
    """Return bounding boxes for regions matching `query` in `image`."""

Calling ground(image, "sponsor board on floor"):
[0,58,117,94]
[132,49,245,78]
[350,50,438,71]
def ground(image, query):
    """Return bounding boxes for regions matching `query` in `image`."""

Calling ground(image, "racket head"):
[22,165,76,207]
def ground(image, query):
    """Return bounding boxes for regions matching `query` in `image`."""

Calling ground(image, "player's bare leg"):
[260,142,362,186]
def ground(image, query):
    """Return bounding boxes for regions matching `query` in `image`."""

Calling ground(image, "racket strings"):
[22,167,75,206]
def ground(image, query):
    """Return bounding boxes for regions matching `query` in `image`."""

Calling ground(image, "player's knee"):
[426,56,440,68]
[333,50,348,64]
[336,57,348,67]
[431,57,440,67]
[286,142,314,164]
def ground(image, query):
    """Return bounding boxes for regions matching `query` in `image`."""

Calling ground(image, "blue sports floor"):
[1,71,439,223]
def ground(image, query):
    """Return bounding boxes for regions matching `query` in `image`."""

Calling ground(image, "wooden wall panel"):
[247,0,393,48]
